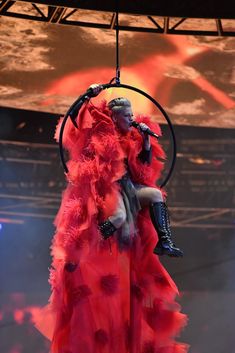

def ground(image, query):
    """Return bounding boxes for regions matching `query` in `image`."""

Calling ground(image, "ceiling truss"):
[0,137,234,229]
[0,192,234,230]
[0,0,234,36]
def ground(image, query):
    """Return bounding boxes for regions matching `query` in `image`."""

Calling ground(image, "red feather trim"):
[34,100,188,353]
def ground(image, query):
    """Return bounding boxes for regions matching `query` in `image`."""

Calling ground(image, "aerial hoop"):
[59,83,177,188]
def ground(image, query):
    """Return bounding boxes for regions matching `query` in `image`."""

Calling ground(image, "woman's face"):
[113,107,134,133]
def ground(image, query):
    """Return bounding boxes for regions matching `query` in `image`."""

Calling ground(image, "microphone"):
[131,121,159,139]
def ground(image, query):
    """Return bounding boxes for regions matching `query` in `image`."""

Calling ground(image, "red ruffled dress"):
[34,101,189,353]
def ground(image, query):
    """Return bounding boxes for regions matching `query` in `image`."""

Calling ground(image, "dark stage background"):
[0,9,235,353]
[0,107,235,353]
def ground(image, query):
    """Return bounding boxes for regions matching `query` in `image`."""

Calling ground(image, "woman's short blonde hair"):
[107,97,131,115]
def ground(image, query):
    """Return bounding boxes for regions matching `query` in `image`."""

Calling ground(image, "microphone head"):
[130,121,139,128]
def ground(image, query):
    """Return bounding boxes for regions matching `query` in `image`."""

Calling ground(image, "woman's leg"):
[108,194,127,228]
[99,193,127,239]
[135,186,163,206]
[136,186,183,257]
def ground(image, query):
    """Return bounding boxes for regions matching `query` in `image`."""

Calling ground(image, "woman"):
[98,94,183,258]
[34,85,188,353]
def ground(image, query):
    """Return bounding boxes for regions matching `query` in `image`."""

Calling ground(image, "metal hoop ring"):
[59,83,176,188]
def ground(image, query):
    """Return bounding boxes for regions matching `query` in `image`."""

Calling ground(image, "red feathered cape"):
[34,100,188,353]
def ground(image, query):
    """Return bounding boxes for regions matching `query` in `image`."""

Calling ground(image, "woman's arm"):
[137,123,152,164]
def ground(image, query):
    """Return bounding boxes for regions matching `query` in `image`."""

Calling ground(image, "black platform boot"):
[149,202,183,257]
[99,219,117,240]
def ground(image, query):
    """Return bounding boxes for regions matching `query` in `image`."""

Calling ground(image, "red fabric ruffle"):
[34,100,188,353]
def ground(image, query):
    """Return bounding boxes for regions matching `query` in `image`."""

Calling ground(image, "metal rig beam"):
[0,0,234,36]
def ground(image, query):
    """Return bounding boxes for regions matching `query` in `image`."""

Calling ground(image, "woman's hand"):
[137,123,151,150]
[89,83,103,97]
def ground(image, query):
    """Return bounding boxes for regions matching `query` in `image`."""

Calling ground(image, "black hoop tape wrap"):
[59,83,176,188]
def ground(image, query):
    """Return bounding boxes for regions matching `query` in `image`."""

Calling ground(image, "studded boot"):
[149,202,183,257]
[99,219,117,240]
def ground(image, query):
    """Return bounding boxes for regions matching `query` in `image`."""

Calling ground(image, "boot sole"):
[153,247,183,257]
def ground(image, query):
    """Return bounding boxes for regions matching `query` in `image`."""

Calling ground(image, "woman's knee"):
[137,186,163,206]
[150,188,163,203]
